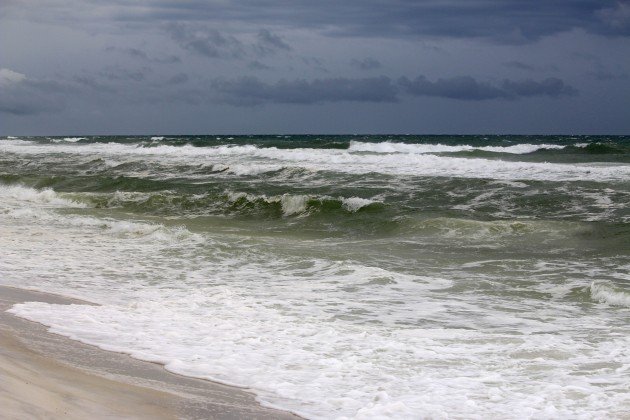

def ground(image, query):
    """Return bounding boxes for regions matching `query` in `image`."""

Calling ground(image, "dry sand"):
[0,285,299,419]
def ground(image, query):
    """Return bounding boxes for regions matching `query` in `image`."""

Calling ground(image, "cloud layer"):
[1,1,629,133]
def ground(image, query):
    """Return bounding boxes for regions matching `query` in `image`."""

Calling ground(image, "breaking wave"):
[0,183,87,208]
[590,281,630,307]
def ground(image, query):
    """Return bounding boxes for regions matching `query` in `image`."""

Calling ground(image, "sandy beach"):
[0,285,298,419]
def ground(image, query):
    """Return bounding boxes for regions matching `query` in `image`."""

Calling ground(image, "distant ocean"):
[1,135,629,418]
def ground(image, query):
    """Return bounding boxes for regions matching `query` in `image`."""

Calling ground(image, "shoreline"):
[0,285,299,419]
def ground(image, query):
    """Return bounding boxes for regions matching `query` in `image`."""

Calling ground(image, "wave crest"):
[227,192,380,217]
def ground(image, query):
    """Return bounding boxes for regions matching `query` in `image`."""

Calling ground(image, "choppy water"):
[1,135,629,418]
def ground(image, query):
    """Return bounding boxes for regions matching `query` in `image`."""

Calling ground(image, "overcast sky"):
[1,1,629,135]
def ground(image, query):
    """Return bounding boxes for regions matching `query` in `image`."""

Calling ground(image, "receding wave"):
[73,217,203,243]
[398,217,603,244]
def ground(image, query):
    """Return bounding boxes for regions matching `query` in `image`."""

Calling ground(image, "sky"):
[1,1,629,135]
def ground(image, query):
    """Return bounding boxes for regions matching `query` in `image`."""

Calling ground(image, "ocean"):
[1,134,629,418]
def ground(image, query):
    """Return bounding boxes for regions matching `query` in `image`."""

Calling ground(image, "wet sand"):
[0,285,299,419]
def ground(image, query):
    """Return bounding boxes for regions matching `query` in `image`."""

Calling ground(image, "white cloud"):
[0,68,27,86]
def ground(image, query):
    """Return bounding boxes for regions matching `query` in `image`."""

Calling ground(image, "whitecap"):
[341,197,378,212]
[348,141,565,155]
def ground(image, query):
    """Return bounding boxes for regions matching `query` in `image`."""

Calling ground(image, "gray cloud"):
[399,76,506,100]
[106,46,181,64]
[596,2,630,31]
[166,73,189,84]
[166,24,291,60]
[212,76,398,105]
[5,1,629,44]
[248,60,272,70]
[167,23,244,58]
[2,1,629,134]
[503,61,559,73]
[172,1,620,41]
[72,75,117,93]
[503,61,536,71]
[0,86,62,115]
[99,66,151,82]
[0,63,582,119]
[501,78,577,98]
[1,67,190,116]
[399,76,577,100]
[351,58,382,70]
[212,74,577,106]
[255,29,291,54]
[301,57,329,73]
[588,69,629,81]
[0,70,70,115]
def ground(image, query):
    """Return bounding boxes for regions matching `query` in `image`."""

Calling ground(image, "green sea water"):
[1,134,629,418]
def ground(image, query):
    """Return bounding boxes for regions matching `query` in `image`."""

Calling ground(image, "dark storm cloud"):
[351,58,382,70]
[212,76,398,105]
[399,76,577,100]
[87,1,630,41]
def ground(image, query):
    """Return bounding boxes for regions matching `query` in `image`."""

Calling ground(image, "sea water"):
[1,135,629,418]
